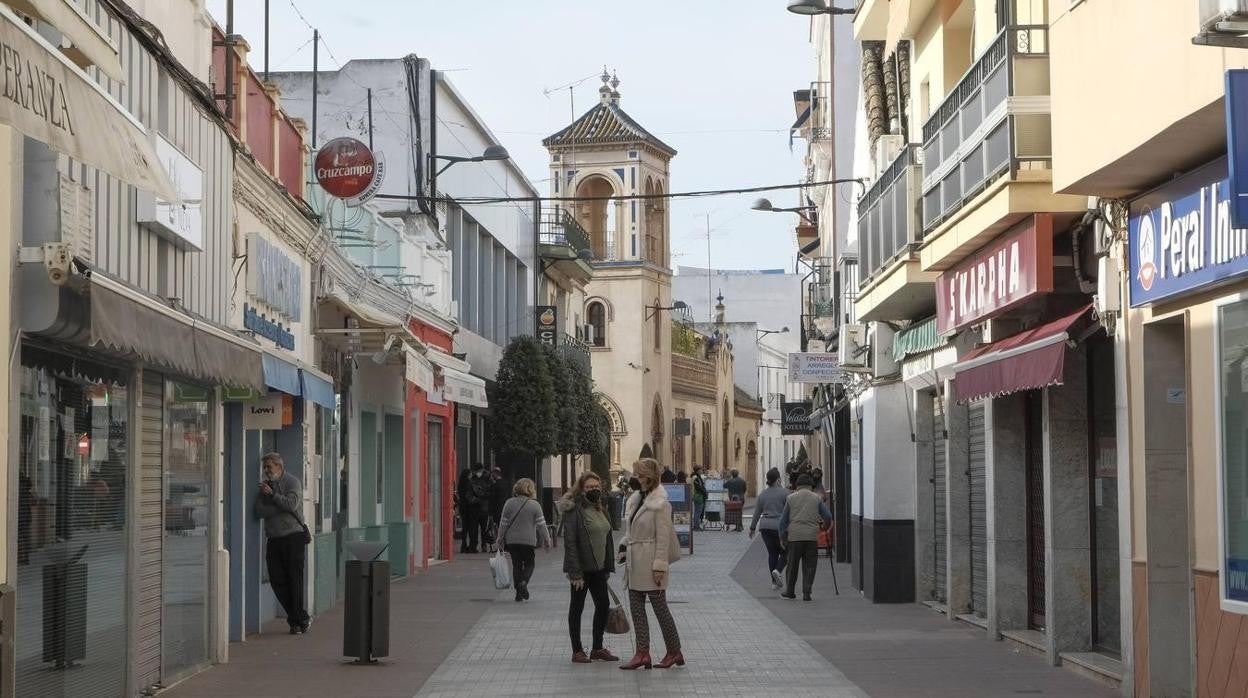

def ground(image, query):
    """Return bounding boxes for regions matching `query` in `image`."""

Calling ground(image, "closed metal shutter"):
[136,372,164,690]
[932,394,947,603]
[969,402,987,617]
[1025,391,1046,630]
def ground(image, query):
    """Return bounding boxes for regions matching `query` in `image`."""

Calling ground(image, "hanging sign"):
[243,394,284,430]
[315,136,385,204]
[781,400,814,436]
[536,305,558,346]
[1227,70,1248,229]
[936,215,1054,334]
[1129,157,1248,307]
[788,352,843,384]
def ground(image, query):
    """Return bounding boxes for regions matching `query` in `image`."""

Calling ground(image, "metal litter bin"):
[343,541,390,664]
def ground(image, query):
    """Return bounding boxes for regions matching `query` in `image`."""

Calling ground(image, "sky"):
[206,0,817,271]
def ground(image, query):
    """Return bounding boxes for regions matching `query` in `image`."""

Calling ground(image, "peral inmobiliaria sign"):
[1128,157,1248,307]
[0,4,176,201]
[780,400,814,436]
[315,136,385,205]
[788,352,843,384]
[935,214,1054,335]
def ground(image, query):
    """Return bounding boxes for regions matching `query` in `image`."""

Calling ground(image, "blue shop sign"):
[1129,157,1248,307]
[244,303,295,350]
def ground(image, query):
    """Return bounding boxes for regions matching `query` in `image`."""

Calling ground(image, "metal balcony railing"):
[920,25,1051,233]
[558,332,591,376]
[539,209,593,258]
[857,144,923,285]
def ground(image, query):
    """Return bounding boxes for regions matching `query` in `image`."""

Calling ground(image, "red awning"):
[951,305,1092,403]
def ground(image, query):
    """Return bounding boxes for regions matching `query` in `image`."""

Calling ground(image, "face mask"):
[584,489,602,503]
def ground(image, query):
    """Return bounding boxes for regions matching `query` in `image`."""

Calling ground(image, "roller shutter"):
[969,402,987,618]
[933,393,947,604]
[136,371,164,690]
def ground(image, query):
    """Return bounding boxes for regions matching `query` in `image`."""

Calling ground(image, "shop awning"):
[300,368,336,409]
[89,272,265,390]
[893,316,942,362]
[951,305,1092,404]
[405,345,436,394]
[262,353,302,396]
[427,350,488,408]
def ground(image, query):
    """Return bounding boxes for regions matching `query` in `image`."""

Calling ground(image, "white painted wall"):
[854,382,914,521]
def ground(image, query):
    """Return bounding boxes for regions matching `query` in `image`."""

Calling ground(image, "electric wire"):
[373,177,864,206]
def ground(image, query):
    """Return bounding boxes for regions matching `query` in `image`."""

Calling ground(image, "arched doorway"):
[574,176,617,260]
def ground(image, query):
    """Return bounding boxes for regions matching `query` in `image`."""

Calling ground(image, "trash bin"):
[343,541,390,664]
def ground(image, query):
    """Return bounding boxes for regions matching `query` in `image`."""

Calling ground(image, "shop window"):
[17,351,130,696]
[1220,299,1248,609]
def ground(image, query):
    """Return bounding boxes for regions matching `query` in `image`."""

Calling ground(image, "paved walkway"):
[416,531,866,698]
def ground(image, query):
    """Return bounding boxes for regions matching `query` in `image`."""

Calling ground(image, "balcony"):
[539,208,594,283]
[858,144,922,282]
[920,26,1052,234]
[558,332,591,377]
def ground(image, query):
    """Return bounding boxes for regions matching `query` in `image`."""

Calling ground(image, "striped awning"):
[893,316,942,362]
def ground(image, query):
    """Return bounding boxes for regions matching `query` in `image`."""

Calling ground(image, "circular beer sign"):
[315,137,378,201]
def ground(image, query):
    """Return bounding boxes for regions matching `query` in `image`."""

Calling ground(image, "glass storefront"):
[1220,299,1248,605]
[161,381,213,680]
[16,350,130,698]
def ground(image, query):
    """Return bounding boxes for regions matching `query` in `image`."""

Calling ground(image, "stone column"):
[914,387,936,602]
[944,380,972,619]
[986,393,1028,639]
[1043,347,1091,665]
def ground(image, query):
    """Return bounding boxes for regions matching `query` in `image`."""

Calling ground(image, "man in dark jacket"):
[255,452,311,634]
[456,463,491,553]
[692,465,708,531]
[725,469,748,531]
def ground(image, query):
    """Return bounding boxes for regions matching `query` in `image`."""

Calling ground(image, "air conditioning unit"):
[582,324,596,345]
[838,323,868,372]
[871,324,897,378]
[1095,256,1121,318]
[873,134,904,177]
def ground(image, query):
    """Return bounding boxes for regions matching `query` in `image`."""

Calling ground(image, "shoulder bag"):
[605,583,630,634]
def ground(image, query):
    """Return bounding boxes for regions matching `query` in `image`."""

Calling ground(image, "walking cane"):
[827,540,840,595]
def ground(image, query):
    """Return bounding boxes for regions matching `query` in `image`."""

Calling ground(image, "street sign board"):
[536,305,557,346]
[788,352,843,384]
[315,137,384,203]
[936,214,1054,334]
[781,400,814,435]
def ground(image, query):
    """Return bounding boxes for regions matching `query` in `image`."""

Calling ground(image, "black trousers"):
[784,539,819,596]
[505,544,536,588]
[266,532,309,627]
[462,507,486,551]
[568,569,610,653]
[760,529,786,574]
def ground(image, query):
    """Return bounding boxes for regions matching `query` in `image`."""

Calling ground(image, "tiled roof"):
[543,102,677,157]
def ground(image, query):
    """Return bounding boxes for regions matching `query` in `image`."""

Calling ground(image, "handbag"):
[490,547,513,589]
[605,584,630,634]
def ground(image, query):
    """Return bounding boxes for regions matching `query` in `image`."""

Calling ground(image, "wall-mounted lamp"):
[757,326,790,341]
[431,144,510,177]
[785,0,855,16]
[645,299,689,321]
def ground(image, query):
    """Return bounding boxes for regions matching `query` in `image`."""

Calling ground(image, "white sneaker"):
[770,569,782,588]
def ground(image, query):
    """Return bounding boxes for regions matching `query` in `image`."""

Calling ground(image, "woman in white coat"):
[617,457,684,670]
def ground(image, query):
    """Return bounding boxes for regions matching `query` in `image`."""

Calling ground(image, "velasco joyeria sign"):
[936,214,1054,335]
[315,137,385,204]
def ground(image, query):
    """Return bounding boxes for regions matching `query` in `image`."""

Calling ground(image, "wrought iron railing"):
[857,144,922,284]
[558,332,591,376]
[920,25,1050,232]
[539,208,593,258]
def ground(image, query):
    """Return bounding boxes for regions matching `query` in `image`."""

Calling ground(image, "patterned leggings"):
[628,589,681,653]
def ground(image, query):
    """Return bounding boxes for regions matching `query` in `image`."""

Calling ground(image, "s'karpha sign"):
[1129,157,1248,307]
[936,215,1054,334]
[315,137,384,203]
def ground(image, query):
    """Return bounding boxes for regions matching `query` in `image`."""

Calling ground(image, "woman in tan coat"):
[618,457,684,670]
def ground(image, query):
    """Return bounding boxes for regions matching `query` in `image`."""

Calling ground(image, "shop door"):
[360,411,378,527]
[1088,337,1121,655]
[136,371,165,691]
[428,418,444,560]
[968,402,987,618]
[932,393,948,604]
[383,413,406,574]
[1025,391,1046,630]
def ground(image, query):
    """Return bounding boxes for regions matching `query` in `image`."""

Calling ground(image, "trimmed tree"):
[489,336,557,471]
[545,346,579,455]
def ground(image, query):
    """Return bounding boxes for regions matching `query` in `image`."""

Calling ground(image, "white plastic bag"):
[490,549,512,590]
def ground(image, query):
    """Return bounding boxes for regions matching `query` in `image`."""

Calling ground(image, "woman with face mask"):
[558,471,619,664]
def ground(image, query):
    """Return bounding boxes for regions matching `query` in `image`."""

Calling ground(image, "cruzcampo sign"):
[315,136,384,204]
[1128,157,1248,307]
[936,214,1054,334]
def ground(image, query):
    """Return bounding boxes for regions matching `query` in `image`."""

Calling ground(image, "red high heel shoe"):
[619,652,652,670]
[654,651,685,668]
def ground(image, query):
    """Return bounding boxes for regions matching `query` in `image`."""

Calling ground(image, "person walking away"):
[725,469,747,531]
[691,465,708,532]
[749,468,789,588]
[254,452,311,634]
[560,472,620,664]
[811,468,828,502]
[497,477,550,602]
[660,467,677,484]
[619,457,684,670]
[778,474,834,601]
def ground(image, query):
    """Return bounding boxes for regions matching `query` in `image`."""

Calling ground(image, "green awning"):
[893,316,943,362]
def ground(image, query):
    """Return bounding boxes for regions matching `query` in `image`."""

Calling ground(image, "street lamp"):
[751,197,817,224]
[432,144,510,176]
[757,326,790,341]
[645,300,689,321]
[786,0,855,15]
